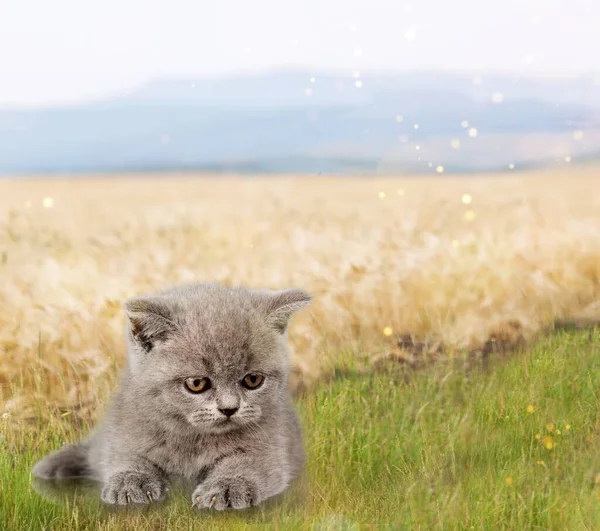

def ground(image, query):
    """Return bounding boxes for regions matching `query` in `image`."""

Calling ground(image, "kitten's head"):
[122,283,311,434]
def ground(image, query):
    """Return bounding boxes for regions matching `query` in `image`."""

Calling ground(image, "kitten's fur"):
[32,283,311,510]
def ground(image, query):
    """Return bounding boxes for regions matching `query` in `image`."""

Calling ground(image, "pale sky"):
[0,0,598,107]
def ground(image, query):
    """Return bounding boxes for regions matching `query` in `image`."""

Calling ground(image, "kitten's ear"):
[252,288,312,333]
[124,297,177,353]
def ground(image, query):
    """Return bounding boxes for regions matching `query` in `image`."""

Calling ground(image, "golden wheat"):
[1,167,600,418]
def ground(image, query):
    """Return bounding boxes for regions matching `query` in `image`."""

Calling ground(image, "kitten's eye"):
[184,377,211,393]
[242,373,264,390]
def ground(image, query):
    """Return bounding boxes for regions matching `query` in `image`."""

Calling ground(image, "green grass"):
[2,330,600,530]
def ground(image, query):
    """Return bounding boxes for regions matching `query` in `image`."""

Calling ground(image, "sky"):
[0,0,599,107]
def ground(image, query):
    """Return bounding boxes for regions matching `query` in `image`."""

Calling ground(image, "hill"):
[1,69,599,174]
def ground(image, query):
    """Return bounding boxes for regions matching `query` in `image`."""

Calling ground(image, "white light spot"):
[461,120,469,128]
[573,130,584,141]
[509,163,515,169]
[451,139,461,149]
[355,80,363,88]
[378,191,386,199]
[404,26,419,41]
[565,155,572,163]
[397,189,405,196]
[395,115,404,123]
[42,197,54,208]
[415,145,421,150]
[353,47,363,57]
[468,128,478,137]
[428,162,433,168]
[413,124,419,130]
[436,165,444,174]
[523,54,535,64]
[461,193,472,205]
[452,239,460,248]
[310,77,316,84]
[530,14,542,25]
[491,92,504,104]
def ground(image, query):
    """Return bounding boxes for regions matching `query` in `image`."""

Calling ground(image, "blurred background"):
[2,2,600,528]
[2,0,600,403]
[1,0,599,174]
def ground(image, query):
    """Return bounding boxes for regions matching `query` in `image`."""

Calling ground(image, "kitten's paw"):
[101,471,167,505]
[192,476,258,510]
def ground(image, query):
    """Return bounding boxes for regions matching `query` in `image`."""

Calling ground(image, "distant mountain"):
[102,69,600,109]
[1,69,599,175]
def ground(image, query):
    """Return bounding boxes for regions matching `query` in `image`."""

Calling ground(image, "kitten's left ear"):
[124,297,178,353]
[252,288,312,333]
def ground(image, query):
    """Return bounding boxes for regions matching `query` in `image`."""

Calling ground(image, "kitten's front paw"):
[192,476,258,510]
[101,471,167,505]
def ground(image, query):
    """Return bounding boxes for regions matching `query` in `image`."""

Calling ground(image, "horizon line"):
[2,64,599,112]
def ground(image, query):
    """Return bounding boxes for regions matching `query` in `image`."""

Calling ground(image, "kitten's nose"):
[218,407,239,418]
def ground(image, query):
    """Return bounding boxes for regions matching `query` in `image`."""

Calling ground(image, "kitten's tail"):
[32,442,91,480]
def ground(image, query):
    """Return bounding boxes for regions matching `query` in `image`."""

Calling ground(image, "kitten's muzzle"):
[218,407,239,418]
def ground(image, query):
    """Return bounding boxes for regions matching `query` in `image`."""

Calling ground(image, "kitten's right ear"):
[251,288,312,334]
[124,297,178,353]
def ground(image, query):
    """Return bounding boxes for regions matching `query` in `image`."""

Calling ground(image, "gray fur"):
[32,283,311,510]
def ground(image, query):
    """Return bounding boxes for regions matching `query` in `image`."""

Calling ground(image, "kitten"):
[32,283,311,510]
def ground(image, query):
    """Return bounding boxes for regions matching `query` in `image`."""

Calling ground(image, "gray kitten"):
[32,283,311,510]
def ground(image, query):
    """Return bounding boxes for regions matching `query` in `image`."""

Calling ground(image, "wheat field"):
[1,167,600,419]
